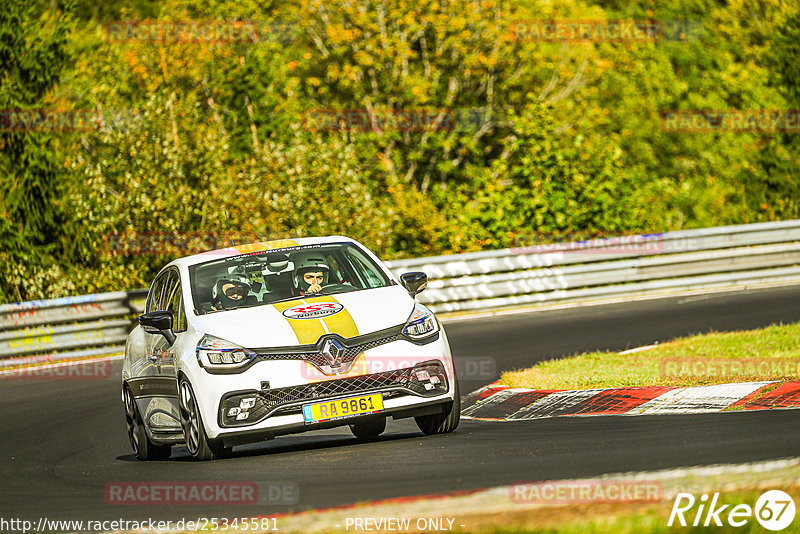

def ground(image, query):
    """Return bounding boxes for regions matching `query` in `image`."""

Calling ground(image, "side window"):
[176,294,187,332]
[163,271,186,332]
[146,272,169,313]
[345,248,386,288]
[325,254,343,284]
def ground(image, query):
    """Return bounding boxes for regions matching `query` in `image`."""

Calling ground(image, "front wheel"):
[415,377,460,435]
[124,385,171,461]
[179,380,230,461]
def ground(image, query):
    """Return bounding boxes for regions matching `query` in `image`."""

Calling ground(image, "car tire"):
[414,377,460,435]
[124,385,171,461]
[179,379,231,461]
[350,417,386,441]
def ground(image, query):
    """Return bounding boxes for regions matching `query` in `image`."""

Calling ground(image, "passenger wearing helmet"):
[208,275,251,311]
[293,254,330,296]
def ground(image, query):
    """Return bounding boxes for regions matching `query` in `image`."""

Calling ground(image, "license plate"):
[302,393,384,424]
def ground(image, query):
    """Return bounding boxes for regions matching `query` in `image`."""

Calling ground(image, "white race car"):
[122,236,459,460]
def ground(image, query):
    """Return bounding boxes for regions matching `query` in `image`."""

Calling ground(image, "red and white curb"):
[462,381,800,420]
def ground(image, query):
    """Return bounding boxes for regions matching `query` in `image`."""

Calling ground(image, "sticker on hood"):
[282,302,344,320]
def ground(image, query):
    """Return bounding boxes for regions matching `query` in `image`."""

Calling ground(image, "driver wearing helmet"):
[293,254,330,296]
[207,275,251,311]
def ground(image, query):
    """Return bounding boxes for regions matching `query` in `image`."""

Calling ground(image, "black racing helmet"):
[292,253,330,292]
[212,275,251,309]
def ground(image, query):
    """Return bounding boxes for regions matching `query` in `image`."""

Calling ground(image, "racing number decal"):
[286,303,339,316]
[281,301,343,320]
[273,297,359,345]
[305,296,359,339]
[273,300,327,344]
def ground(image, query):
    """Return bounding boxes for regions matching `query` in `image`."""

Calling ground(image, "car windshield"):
[189,242,392,315]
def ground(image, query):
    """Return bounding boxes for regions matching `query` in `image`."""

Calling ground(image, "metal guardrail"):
[1,220,799,366]
[0,291,145,367]
[384,220,800,313]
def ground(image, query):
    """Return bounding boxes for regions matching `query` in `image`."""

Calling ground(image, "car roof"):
[169,235,359,269]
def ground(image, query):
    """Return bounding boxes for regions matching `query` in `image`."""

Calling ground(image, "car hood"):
[191,285,415,348]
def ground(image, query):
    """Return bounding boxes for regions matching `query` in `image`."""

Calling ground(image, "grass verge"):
[500,322,800,390]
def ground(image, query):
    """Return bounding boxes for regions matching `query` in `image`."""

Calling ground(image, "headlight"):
[196,334,256,369]
[402,303,440,340]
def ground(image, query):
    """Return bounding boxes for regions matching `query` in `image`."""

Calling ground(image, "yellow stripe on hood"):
[272,298,327,345]
[299,295,364,381]
[303,295,360,338]
[272,295,359,346]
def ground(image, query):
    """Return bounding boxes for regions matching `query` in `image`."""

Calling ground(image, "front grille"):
[304,334,401,369]
[252,327,402,371]
[265,368,409,405]
[219,361,448,427]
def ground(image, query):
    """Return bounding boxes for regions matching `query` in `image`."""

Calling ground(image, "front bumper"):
[182,331,456,440]
[219,359,449,427]
[216,396,450,447]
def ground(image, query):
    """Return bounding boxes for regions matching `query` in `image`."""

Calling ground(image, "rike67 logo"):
[669,490,796,531]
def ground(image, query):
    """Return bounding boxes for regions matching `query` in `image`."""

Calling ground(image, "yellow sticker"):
[263,239,300,249]
[233,242,271,254]
[233,239,298,255]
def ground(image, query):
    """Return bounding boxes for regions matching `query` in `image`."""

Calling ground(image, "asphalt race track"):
[2,285,800,523]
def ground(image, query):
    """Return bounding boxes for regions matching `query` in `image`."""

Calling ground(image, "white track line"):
[618,344,659,355]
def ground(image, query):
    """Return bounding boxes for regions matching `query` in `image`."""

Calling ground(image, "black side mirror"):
[138,311,176,346]
[400,272,428,297]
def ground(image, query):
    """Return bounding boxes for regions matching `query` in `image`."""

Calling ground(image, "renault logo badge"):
[321,338,345,368]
